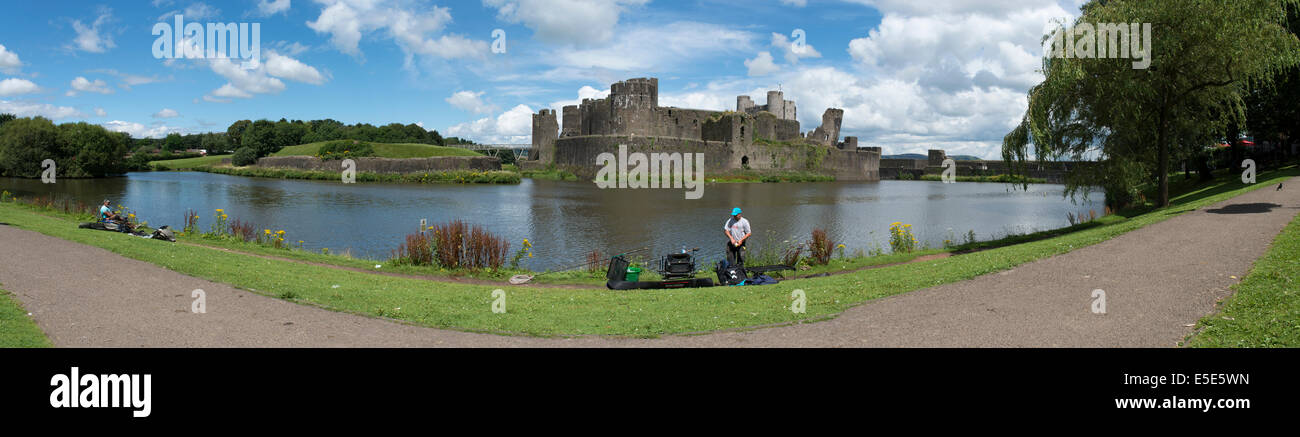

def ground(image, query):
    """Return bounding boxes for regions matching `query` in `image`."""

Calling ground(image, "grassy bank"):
[150,154,232,170]
[707,170,836,183]
[273,141,481,159]
[0,166,1294,337]
[919,174,1047,184]
[520,167,580,181]
[1188,212,1300,347]
[0,288,52,347]
[192,165,521,184]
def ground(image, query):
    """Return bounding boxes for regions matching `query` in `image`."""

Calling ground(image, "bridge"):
[447,143,532,161]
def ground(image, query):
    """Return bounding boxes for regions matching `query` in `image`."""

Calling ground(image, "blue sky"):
[0,0,1084,158]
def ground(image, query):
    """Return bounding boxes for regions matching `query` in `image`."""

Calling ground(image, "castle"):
[528,77,880,181]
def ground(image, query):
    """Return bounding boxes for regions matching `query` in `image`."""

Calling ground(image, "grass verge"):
[0,288,52,348]
[0,166,1294,337]
[1187,212,1300,347]
[150,154,232,170]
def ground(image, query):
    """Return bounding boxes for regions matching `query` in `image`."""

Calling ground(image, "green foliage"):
[1004,0,1300,208]
[231,147,258,166]
[242,119,280,158]
[315,140,376,160]
[0,117,128,178]
[226,120,251,148]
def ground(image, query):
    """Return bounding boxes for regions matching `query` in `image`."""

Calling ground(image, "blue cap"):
[731,207,742,216]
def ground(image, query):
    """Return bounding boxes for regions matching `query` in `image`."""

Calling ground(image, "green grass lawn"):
[0,288,52,348]
[273,141,482,159]
[150,154,232,170]
[1188,212,1300,347]
[0,166,1295,337]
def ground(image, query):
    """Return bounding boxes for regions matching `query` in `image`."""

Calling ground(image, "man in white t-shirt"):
[723,207,751,267]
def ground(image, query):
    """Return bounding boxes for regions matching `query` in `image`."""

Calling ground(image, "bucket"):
[625,266,642,282]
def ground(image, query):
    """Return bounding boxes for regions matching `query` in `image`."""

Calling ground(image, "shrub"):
[888,222,918,253]
[231,147,258,166]
[808,228,834,265]
[428,219,510,270]
[316,140,375,160]
[392,232,435,266]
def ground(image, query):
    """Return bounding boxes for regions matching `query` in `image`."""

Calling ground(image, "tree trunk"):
[1158,108,1170,207]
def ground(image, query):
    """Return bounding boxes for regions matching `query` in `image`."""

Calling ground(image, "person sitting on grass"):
[99,199,132,233]
[724,207,751,267]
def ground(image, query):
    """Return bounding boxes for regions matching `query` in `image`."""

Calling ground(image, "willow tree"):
[1004,0,1300,207]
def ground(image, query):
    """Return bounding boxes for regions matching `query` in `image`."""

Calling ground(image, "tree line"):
[0,114,475,177]
[0,115,132,178]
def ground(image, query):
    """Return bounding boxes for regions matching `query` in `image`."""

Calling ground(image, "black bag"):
[716,260,748,286]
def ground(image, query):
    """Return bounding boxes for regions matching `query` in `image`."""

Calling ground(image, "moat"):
[3,172,1103,270]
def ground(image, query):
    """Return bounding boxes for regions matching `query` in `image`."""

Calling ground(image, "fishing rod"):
[507,247,650,285]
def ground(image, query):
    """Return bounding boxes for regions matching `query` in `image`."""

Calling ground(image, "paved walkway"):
[2,179,1296,347]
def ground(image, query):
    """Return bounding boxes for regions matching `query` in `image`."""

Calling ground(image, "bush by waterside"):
[316,140,375,160]
[192,165,521,184]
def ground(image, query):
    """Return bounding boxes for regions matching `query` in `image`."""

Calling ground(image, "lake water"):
[2,172,1103,270]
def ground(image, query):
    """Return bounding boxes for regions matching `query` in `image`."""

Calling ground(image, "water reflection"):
[2,173,1104,270]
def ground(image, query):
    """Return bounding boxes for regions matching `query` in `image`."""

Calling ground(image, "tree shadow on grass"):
[1205,203,1283,214]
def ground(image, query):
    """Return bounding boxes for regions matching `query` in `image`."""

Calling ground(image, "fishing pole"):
[507,247,650,285]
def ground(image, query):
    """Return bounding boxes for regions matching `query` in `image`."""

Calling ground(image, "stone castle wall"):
[553,135,879,181]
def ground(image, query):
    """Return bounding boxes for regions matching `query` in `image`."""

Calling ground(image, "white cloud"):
[264,51,327,84]
[153,108,180,119]
[446,90,496,114]
[484,0,647,46]
[69,10,115,53]
[794,0,1077,157]
[0,44,22,73]
[94,107,107,117]
[771,32,821,64]
[307,0,489,62]
[202,50,326,100]
[0,78,41,96]
[183,3,221,20]
[446,104,534,144]
[67,77,114,96]
[257,0,292,16]
[550,21,754,72]
[102,120,183,139]
[744,51,779,77]
[548,85,609,111]
[780,0,807,6]
[88,69,168,89]
[0,100,84,120]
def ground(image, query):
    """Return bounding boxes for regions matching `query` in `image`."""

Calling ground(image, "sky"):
[0,0,1087,159]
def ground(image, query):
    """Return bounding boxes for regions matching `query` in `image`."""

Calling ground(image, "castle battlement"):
[528,77,878,181]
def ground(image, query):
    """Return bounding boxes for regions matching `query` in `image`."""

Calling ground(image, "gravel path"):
[2,179,1295,347]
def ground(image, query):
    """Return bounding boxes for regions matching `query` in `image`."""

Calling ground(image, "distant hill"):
[881,153,984,161]
[882,153,927,160]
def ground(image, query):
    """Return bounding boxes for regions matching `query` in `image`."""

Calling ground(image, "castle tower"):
[561,105,581,137]
[608,77,658,136]
[766,91,785,121]
[807,108,844,147]
[531,109,558,163]
[737,96,755,113]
